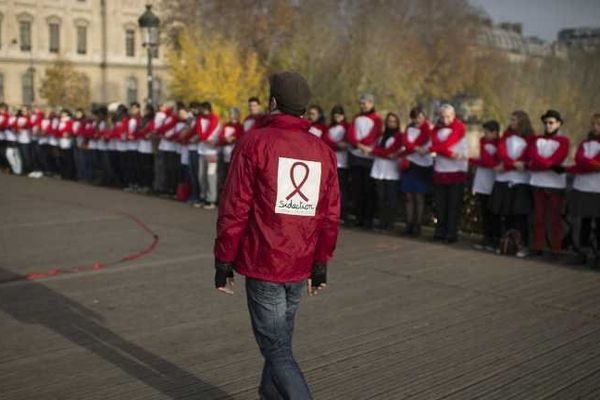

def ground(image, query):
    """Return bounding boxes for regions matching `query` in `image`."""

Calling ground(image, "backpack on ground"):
[499,229,522,256]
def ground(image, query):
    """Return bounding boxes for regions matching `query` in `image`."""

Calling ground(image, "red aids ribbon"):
[286,162,310,201]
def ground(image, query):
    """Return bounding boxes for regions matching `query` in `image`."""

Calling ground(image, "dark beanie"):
[269,71,311,117]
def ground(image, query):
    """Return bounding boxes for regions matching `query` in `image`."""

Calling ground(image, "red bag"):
[176,182,191,202]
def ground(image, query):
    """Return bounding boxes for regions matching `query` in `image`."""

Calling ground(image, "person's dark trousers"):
[477,193,500,246]
[163,151,179,194]
[572,217,600,255]
[47,146,60,175]
[0,140,7,169]
[59,148,76,180]
[375,179,399,230]
[153,151,167,193]
[349,154,376,228]
[32,142,46,172]
[101,151,116,186]
[186,151,200,202]
[433,183,464,241]
[138,153,154,189]
[338,168,350,221]
[73,146,84,180]
[245,278,312,400]
[126,151,139,187]
[18,143,33,174]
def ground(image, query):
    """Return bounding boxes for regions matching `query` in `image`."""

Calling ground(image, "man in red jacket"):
[214,71,340,399]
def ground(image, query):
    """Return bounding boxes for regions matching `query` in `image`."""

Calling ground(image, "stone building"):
[558,27,600,52]
[0,0,168,107]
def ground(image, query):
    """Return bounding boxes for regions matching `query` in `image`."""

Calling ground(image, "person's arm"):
[213,137,257,294]
[311,152,340,295]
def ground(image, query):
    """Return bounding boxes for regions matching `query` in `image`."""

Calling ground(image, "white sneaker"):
[516,248,530,258]
[203,203,216,210]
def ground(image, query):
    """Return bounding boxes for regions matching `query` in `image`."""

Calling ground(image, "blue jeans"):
[245,278,312,400]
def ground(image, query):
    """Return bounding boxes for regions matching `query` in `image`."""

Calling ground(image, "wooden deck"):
[1,173,599,399]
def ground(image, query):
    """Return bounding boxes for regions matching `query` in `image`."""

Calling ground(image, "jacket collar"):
[264,113,311,131]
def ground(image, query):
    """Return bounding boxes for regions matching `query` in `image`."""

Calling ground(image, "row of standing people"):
[1,96,599,265]
[303,96,599,267]
[0,98,265,209]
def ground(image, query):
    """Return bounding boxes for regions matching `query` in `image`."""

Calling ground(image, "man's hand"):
[215,261,235,295]
[308,263,327,296]
[513,161,525,171]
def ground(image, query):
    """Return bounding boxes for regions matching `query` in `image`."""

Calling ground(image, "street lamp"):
[138,4,160,107]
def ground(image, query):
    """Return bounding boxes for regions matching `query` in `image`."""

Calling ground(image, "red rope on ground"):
[0,210,159,284]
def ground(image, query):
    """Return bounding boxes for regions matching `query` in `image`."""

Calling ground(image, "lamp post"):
[138,4,160,108]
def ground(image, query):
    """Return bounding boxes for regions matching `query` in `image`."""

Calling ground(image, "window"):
[125,29,135,57]
[49,23,60,53]
[76,25,87,54]
[0,74,4,102]
[19,21,31,51]
[22,69,34,105]
[126,77,138,104]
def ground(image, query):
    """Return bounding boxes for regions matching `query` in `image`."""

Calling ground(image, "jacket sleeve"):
[313,151,340,264]
[214,137,257,263]
[430,123,464,158]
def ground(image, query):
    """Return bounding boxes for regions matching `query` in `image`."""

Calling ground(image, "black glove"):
[310,263,327,288]
[551,165,565,174]
[214,260,234,288]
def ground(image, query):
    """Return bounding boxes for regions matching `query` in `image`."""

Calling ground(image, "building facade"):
[0,0,168,107]
[558,27,600,51]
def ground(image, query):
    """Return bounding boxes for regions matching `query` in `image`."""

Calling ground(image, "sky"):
[469,0,600,41]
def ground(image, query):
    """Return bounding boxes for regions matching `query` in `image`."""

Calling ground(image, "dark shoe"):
[570,252,587,265]
[432,235,445,242]
[445,237,458,244]
[412,224,422,237]
[401,224,414,236]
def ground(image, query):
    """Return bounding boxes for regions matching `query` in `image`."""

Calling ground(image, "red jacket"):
[470,138,499,168]
[568,136,600,173]
[347,110,383,147]
[430,119,467,184]
[322,122,349,151]
[527,133,570,171]
[497,130,530,171]
[214,113,340,283]
[218,122,243,145]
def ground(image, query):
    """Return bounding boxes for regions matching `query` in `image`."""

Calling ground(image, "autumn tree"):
[166,26,265,115]
[39,60,90,109]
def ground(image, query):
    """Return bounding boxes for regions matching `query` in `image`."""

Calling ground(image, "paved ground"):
[1,173,600,399]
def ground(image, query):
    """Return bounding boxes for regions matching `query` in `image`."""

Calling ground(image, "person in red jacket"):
[307,104,328,138]
[470,120,501,250]
[359,112,404,231]
[323,105,350,220]
[214,71,340,399]
[347,93,383,229]
[218,107,243,183]
[400,106,434,236]
[529,109,570,257]
[430,104,468,243]
[57,108,75,180]
[568,113,600,268]
[195,101,221,209]
[0,103,8,171]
